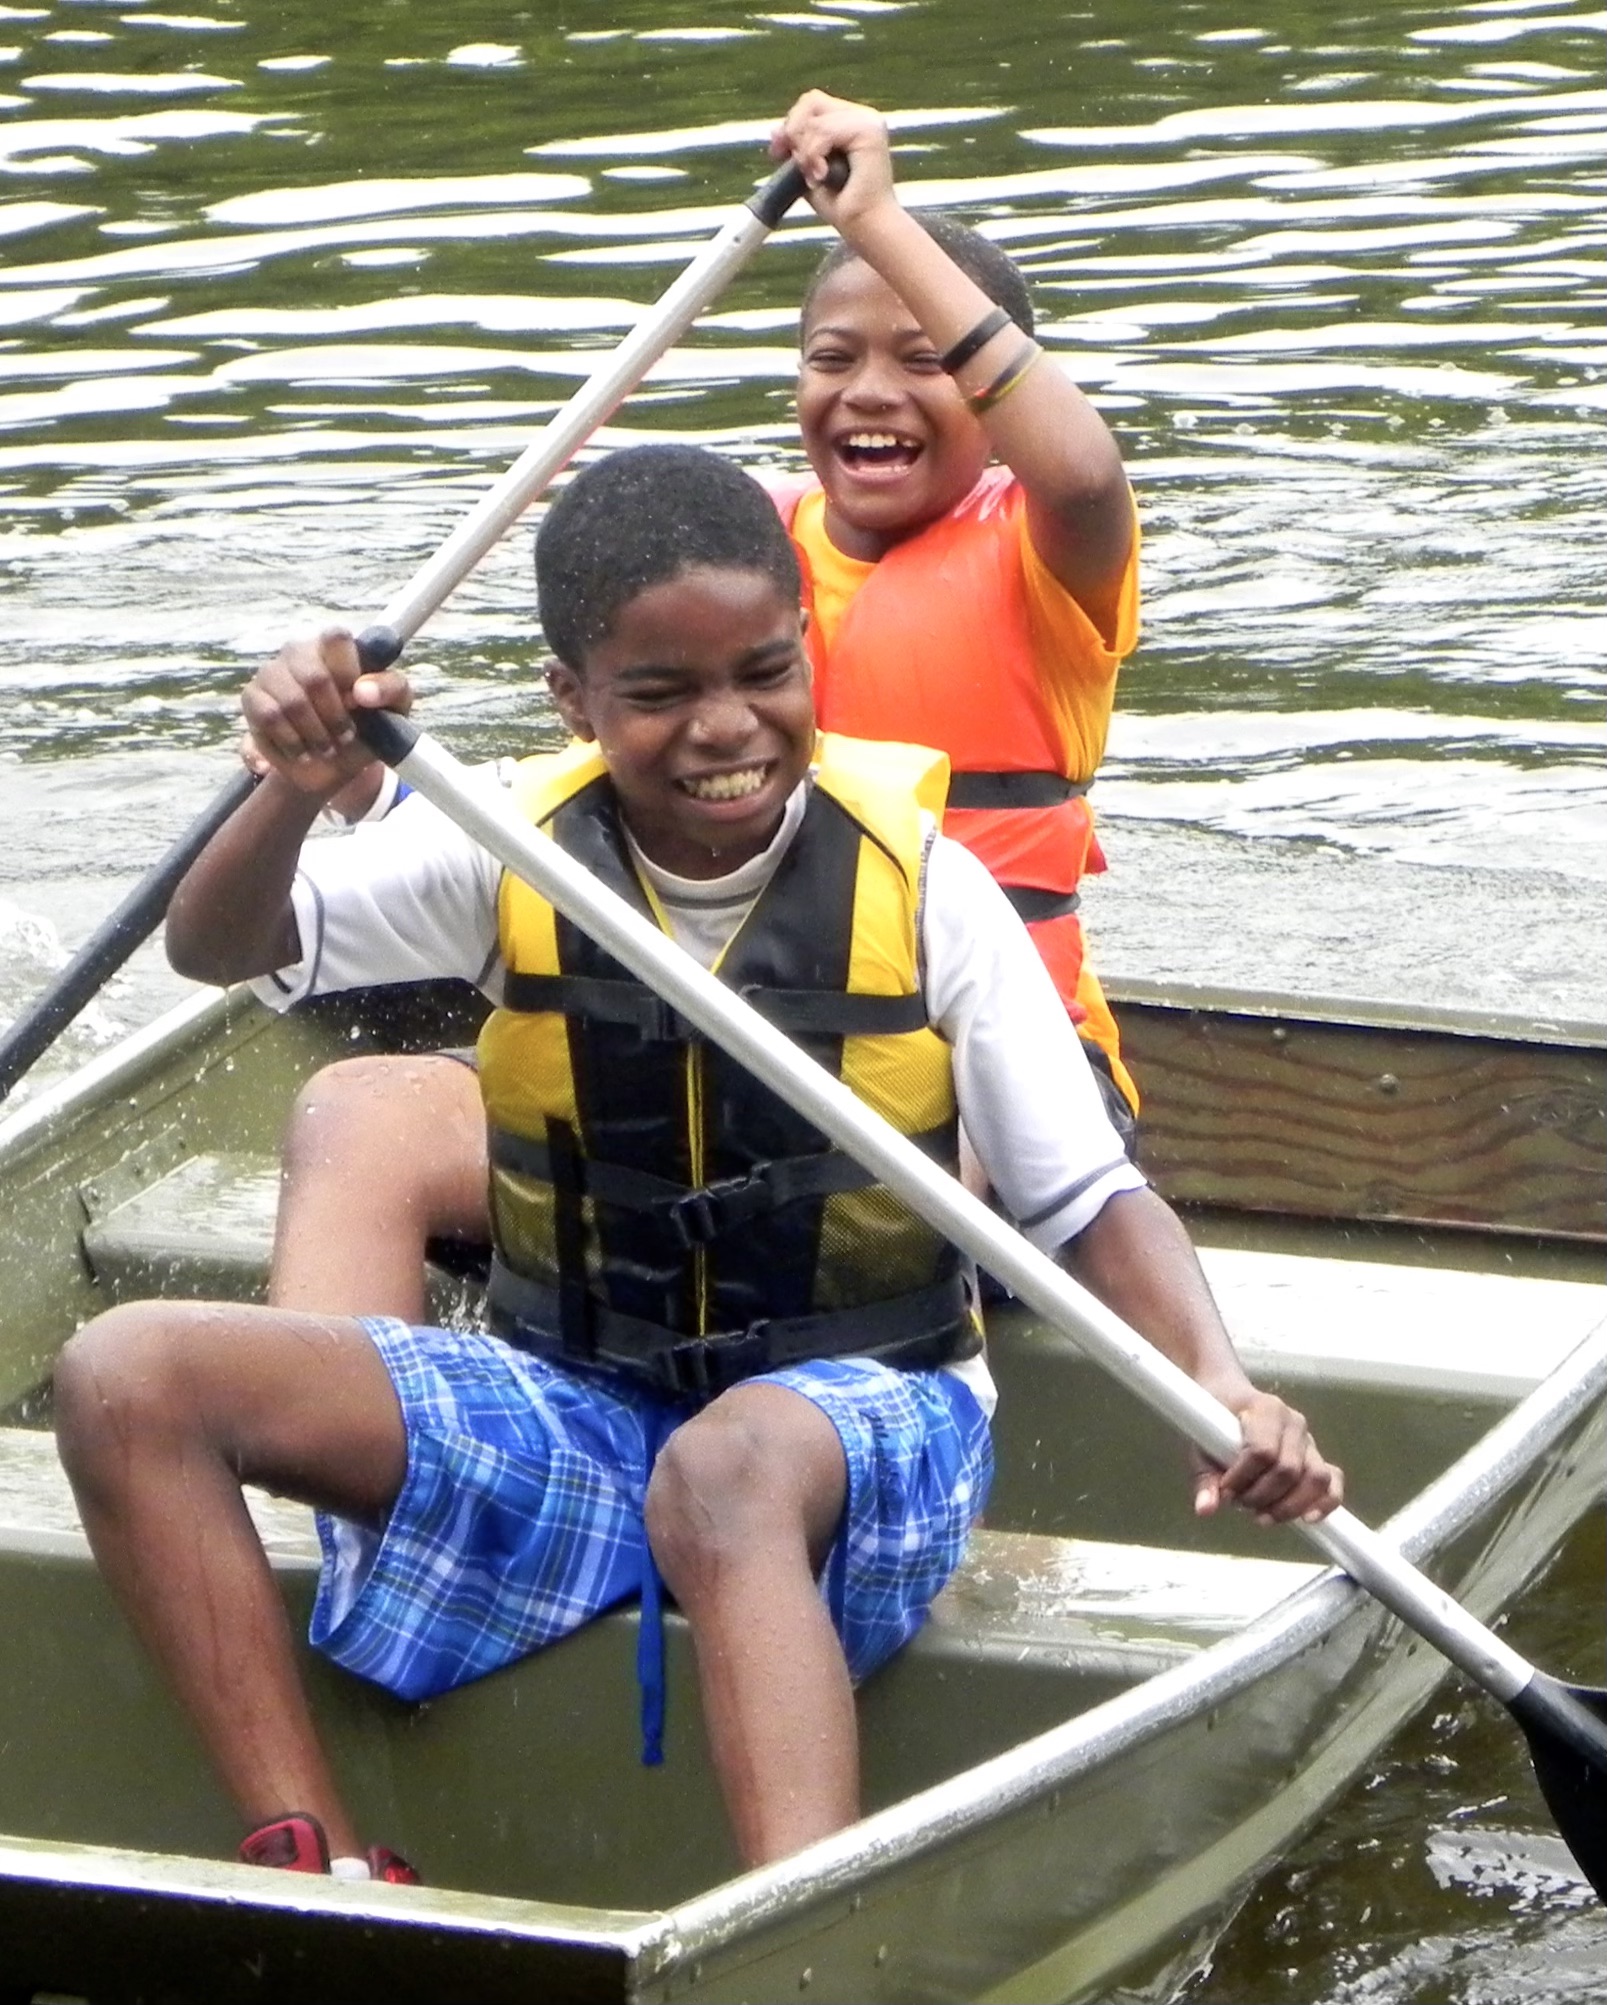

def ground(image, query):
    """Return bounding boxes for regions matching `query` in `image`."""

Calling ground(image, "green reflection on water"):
[3,0,1603,774]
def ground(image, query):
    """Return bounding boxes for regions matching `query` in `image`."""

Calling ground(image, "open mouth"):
[834,430,923,476]
[677,765,770,803]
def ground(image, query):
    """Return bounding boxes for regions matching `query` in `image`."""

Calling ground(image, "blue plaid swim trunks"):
[309,1319,993,1704]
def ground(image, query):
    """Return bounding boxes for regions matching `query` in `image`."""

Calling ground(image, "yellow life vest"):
[477,732,979,1400]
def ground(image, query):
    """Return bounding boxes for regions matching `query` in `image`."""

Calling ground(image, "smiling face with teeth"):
[547,563,816,882]
[797,257,995,561]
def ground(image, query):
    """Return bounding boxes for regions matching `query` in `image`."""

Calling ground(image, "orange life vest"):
[775,470,1135,1109]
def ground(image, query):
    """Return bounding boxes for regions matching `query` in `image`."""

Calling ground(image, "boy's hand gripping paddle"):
[0,153,843,1104]
[352,704,1607,1907]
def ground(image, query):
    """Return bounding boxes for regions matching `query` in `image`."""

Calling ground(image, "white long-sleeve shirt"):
[254,769,1146,1409]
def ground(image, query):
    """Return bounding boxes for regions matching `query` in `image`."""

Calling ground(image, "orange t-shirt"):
[788,472,1140,784]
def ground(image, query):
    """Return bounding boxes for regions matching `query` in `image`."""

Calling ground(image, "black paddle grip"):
[355,625,403,672]
[352,704,420,769]
[748,149,849,229]
[350,626,421,767]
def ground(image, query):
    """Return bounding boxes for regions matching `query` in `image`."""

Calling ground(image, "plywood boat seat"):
[80,1151,477,1322]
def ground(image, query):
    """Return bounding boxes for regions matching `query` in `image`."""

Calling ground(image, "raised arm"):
[166,629,410,984]
[772,91,1134,644]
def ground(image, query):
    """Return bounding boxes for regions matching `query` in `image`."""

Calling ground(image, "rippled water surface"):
[1,0,1604,1997]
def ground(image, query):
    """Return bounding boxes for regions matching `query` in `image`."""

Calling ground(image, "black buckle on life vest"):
[666,1166,778,1248]
[634,997,697,1045]
[664,1324,771,1401]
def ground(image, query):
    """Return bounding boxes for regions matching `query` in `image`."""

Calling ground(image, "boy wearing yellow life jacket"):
[276,90,1140,1316]
[54,446,1339,1882]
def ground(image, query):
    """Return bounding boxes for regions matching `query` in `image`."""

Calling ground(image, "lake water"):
[1,0,1604,1996]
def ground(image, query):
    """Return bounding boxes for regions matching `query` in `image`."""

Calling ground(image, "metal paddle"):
[347,706,1607,1903]
[0,153,838,1104]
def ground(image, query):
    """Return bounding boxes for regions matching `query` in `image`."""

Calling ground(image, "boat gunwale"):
[646,1318,1607,1977]
[0,985,235,1169]
[0,1829,670,1958]
[1104,974,1607,1053]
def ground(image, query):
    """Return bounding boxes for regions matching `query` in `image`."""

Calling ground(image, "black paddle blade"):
[1509,1672,1607,1902]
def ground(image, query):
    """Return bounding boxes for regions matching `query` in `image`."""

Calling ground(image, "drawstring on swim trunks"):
[634,1400,852,1768]
[637,1400,674,1766]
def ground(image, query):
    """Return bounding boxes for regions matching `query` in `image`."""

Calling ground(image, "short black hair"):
[536,443,801,671]
[801,213,1035,339]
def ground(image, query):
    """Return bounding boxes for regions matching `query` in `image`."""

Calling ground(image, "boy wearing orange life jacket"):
[773,90,1140,1115]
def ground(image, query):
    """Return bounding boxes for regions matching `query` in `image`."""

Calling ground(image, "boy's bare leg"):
[54,1301,408,1857]
[646,1383,855,1866]
[271,1055,490,1320]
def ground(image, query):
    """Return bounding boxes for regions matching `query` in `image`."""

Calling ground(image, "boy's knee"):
[645,1407,780,1588]
[281,1056,398,1173]
[54,1304,196,1475]
[280,1056,485,1232]
[646,1389,845,1597]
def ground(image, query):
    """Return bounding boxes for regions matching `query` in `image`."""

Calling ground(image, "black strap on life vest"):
[501,970,930,1040]
[486,1259,978,1404]
[488,1122,956,1249]
[944,771,1091,811]
[943,773,1087,924]
[546,1119,596,1366]
[1002,885,1081,924]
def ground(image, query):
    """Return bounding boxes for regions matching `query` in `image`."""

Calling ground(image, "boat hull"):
[0,979,1600,2001]
[0,1324,1601,2004]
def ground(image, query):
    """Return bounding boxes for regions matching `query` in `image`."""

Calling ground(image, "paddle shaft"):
[370,157,837,652]
[357,716,1558,1721]
[0,156,828,1102]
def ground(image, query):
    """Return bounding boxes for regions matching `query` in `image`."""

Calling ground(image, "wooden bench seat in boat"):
[80,1151,1607,1402]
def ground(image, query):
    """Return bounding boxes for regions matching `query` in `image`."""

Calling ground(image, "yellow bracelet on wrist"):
[966,338,1043,417]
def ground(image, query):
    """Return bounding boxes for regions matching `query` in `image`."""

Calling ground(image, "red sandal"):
[239,1813,421,1885]
[238,1812,330,1874]
[366,1845,422,1885]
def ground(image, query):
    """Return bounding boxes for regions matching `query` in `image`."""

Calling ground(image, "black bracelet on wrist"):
[938,305,1013,375]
